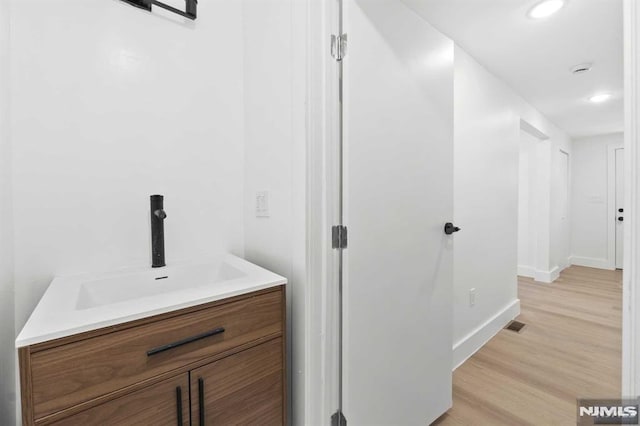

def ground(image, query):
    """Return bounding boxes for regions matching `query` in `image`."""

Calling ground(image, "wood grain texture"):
[434,266,622,426]
[50,374,190,426]
[19,346,35,426]
[191,338,284,426]
[29,288,281,353]
[281,284,288,425]
[29,289,283,420]
[34,335,281,425]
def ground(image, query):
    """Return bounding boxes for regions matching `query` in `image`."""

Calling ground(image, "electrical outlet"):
[469,288,476,307]
[256,191,269,218]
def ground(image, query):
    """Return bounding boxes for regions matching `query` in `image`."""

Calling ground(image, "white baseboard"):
[569,256,615,270]
[452,299,521,370]
[517,265,536,278]
[520,265,564,283]
[534,266,560,283]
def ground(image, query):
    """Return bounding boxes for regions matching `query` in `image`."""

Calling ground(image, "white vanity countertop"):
[16,254,287,348]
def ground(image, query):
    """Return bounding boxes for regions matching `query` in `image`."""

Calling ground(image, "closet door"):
[343,1,454,424]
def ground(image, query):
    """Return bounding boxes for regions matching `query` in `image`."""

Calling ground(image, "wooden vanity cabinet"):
[50,374,190,426]
[191,338,284,426]
[19,286,286,426]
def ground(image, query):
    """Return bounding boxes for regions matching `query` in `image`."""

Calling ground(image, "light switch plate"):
[256,191,270,218]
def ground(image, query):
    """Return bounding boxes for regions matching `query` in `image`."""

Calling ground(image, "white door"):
[343,1,454,424]
[616,148,624,269]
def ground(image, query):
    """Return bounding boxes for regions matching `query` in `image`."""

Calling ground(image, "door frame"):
[607,142,625,270]
[623,0,639,399]
[558,148,571,271]
[517,120,549,280]
[304,0,342,424]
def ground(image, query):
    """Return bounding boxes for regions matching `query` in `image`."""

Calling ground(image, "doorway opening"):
[310,0,630,424]
[517,122,547,281]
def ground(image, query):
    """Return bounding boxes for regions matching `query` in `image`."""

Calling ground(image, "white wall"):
[453,47,520,367]
[10,0,246,349]
[0,0,15,423]
[6,1,314,423]
[453,46,572,367]
[241,0,313,421]
[241,0,307,423]
[571,132,624,268]
[551,148,571,271]
[243,1,293,278]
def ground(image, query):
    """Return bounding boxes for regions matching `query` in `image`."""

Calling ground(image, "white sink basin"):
[76,262,245,310]
[16,254,286,347]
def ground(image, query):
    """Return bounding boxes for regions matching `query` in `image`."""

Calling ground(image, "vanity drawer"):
[28,288,283,421]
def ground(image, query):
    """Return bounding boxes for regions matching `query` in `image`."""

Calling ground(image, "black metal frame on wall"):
[120,0,198,20]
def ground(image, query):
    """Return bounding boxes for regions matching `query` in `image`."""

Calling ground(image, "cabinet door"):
[191,338,284,425]
[52,374,189,426]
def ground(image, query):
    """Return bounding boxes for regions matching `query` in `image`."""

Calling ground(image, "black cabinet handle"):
[619,208,624,213]
[619,217,624,222]
[176,386,183,426]
[198,377,205,425]
[147,327,225,356]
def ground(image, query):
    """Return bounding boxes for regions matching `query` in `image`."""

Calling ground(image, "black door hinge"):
[332,225,348,249]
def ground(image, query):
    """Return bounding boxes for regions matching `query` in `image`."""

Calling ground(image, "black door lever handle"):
[444,223,461,235]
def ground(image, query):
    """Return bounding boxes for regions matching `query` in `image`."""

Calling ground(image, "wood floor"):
[435,266,622,426]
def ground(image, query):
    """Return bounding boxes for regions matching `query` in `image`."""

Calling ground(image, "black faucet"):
[150,195,167,268]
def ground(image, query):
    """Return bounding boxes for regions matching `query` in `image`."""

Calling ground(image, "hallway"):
[436,266,622,425]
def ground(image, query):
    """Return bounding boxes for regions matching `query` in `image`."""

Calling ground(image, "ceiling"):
[401,0,624,139]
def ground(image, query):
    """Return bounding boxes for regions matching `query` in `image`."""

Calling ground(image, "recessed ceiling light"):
[589,93,612,103]
[528,0,566,19]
